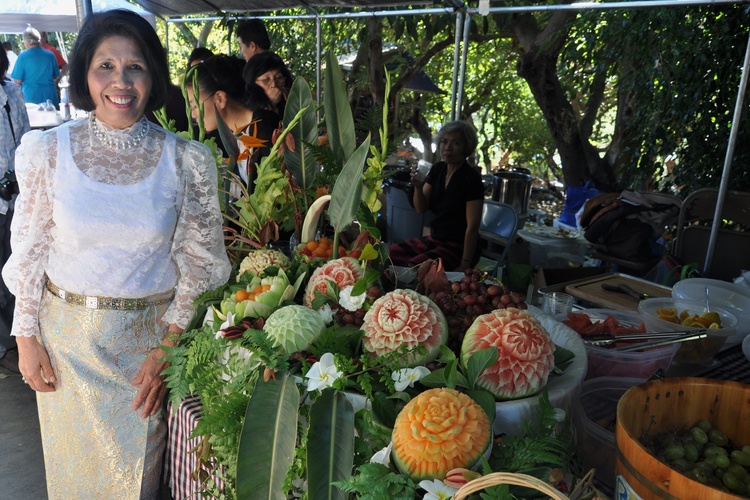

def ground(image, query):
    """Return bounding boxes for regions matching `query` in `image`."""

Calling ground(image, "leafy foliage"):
[488,391,573,474]
[332,463,418,500]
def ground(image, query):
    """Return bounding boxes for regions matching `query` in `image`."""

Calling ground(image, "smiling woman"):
[2,8,231,499]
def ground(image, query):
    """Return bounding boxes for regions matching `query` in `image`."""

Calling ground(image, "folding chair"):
[673,188,750,281]
[478,201,519,277]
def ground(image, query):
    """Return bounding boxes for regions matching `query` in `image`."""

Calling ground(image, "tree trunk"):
[512,12,617,191]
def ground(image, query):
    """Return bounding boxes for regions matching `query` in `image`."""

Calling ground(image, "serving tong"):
[583,329,708,351]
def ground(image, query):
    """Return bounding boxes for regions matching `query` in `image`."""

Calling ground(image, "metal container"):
[492,170,533,214]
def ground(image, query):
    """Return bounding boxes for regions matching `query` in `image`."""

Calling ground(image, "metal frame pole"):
[449,11,463,121]
[703,30,750,276]
[454,10,472,122]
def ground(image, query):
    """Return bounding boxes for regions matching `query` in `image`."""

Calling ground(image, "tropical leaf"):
[307,389,356,500]
[284,77,319,195]
[216,108,240,159]
[324,51,356,163]
[328,135,371,235]
[236,373,300,500]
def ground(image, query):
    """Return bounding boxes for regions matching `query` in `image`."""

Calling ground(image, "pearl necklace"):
[90,116,150,150]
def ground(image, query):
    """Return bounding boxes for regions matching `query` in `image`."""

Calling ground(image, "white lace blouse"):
[2,116,232,337]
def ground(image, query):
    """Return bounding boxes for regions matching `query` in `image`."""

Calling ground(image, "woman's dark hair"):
[241,51,293,93]
[186,54,274,112]
[68,9,169,112]
[0,49,8,86]
[186,47,214,70]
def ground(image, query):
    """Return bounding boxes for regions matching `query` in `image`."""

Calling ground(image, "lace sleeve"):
[161,140,231,330]
[1,130,55,337]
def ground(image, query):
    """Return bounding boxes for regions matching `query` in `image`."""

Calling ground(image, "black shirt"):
[426,161,484,243]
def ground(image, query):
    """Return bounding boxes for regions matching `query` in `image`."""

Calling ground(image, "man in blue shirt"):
[11,26,60,106]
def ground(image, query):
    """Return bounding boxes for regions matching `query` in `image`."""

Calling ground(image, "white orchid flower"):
[369,442,393,467]
[391,366,431,392]
[305,353,342,392]
[339,285,366,312]
[419,479,458,500]
[216,310,235,339]
[318,303,335,325]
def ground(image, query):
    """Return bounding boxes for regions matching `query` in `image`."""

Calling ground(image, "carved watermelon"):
[362,289,448,366]
[461,308,555,400]
[391,388,491,481]
[303,257,363,308]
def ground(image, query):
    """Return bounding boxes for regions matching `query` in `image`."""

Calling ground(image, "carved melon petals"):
[392,388,491,481]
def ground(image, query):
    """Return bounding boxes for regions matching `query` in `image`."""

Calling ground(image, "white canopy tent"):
[0,0,155,33]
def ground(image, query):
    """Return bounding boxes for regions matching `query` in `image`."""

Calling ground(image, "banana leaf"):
[324,51,356,163]
[236,373,300,500]
[328,134,371,235]
[306,389,355,500]
[284,77,319,195]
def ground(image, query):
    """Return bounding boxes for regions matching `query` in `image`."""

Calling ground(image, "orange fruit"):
[306,240,318,251]
[313,246,328,258]
[235,289,250,302]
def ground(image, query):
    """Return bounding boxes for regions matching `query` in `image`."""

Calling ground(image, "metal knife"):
[601,283,651,301]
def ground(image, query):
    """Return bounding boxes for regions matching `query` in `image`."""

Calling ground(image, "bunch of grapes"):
[334,286,383,327]
[427,268,527,352]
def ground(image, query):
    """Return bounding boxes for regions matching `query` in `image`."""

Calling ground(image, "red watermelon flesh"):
[461,308,555,400]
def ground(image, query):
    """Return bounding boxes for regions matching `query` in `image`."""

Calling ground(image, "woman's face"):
[439,131,467,165]
[255,69,286,105]
[187,86,217,132]
[87,35,152,129]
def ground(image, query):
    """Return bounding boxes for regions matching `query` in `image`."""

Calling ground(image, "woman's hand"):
[131,327,181,418]
[16,336,57,392]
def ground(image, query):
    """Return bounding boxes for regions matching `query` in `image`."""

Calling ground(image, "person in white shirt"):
[2,42,18,80]
[2,9,230,497]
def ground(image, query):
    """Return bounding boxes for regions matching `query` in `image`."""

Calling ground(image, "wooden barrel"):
[616,377,750,499]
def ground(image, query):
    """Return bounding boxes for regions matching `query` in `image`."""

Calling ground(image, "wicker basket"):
[453,472,569,500]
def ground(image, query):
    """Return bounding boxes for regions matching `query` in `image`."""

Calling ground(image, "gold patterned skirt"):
[36,289,170,500]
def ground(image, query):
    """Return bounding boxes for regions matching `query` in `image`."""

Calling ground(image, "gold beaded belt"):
[46,280,175,310]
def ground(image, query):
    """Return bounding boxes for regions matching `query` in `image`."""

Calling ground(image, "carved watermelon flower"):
[362,289,448,366]
[303,257,363,308]
[237,248,291,279]
[391,388,491,481]
[461,308,555,400]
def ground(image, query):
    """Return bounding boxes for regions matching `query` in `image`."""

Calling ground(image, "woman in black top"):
[186,54,279,191]
[389,121,484,271]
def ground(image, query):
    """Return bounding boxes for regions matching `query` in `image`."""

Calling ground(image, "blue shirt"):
[11,46,60,106]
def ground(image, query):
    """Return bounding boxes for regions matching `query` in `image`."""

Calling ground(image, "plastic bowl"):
[558,309,678,379]
[638,298,737,364]
[573,377,646,491]
[672,277,750,346]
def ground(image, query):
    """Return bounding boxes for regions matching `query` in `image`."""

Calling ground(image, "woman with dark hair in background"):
[388,121,484,272]
[242,51,292,117]
[3,9,230,497]
[187,54,279,191]
[0,48,30,374]
[186,46,214,70]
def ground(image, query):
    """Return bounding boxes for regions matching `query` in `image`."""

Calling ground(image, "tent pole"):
[449,11,463,121]
[316,14,322,118]
[75,0,92,29]
[703,30,750,277]
[454,10,471,122]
